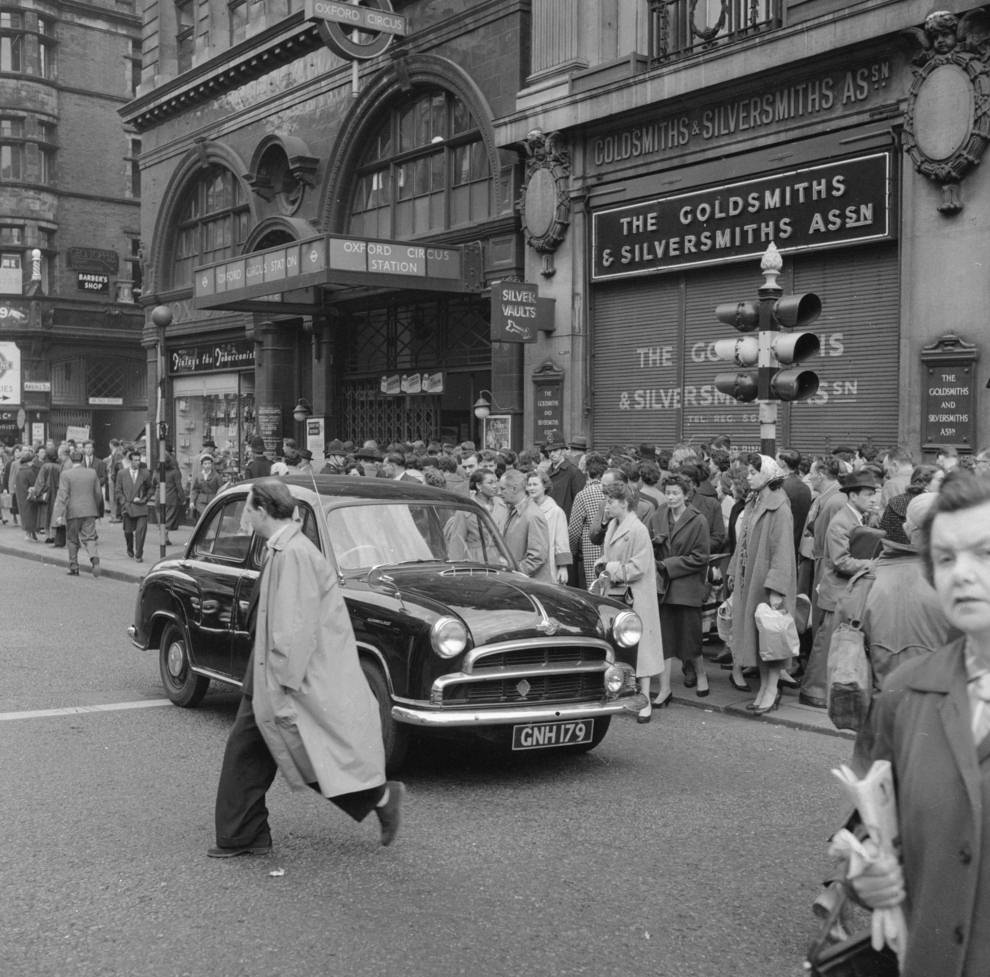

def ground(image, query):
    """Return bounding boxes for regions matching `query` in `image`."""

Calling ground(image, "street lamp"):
[472,389,506,447]
[292,397,313,423]
[473,389,503,419]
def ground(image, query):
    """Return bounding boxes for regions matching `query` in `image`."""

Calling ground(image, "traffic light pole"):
[711,242,821,455]
[756,256,783,455]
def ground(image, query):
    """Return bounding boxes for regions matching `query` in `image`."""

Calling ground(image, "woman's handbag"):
[588,572,634,607]
[805,889,899,977]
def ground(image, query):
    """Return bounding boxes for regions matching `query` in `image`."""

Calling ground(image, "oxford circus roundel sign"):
[306,0,406,61]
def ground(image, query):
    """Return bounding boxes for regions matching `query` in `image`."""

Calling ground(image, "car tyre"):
[360,658,409,775]
[159,621,210,708]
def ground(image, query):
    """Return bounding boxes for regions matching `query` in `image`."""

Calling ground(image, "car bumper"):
[390,693,649,727]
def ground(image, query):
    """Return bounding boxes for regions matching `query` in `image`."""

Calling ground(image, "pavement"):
[0,513,852,742]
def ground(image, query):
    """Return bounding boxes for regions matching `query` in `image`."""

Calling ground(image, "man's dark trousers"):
[122,513,147,559]
[215,693,386,848]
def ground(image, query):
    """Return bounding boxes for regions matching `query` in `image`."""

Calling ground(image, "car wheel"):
[159,621,209,708]
[360,658,409,775]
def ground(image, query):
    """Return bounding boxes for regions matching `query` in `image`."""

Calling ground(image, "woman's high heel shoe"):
[637,704,653,724]
[652,691,673,708]
[753,691,782,716]
[730,676,751,693]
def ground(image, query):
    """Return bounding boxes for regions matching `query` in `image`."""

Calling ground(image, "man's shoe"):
[206,842,272,859]
[135,556,143,563]
[375,781,405,847]
[91,559,101,578]
[799,692,827,709]
[66,568,79,576]
[126,551,134,559]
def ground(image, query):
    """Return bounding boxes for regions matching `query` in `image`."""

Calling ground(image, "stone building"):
[498,0,990,458]
[0,0,145,450]
[122,0,530,486]
[124,0,988,466]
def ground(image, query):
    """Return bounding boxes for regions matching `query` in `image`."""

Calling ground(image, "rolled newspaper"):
[829,760,908,965]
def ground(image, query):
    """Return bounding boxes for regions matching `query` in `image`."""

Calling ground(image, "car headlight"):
[431,616,468,658]
[612,609,642,648]
[604,664,628,694]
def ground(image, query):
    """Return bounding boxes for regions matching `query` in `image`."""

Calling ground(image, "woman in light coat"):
[598,479,664,722]
[526,469,571,584]
[727,454,796,714]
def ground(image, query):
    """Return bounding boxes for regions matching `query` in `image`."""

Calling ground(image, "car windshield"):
[325,501,512,572]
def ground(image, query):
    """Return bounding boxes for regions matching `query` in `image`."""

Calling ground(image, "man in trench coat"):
[210,478,403,857]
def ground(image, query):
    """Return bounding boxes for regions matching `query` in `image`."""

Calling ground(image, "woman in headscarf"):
[727,454,796,714]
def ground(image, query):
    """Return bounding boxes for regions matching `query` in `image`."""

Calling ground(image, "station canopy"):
[193,233,484,314]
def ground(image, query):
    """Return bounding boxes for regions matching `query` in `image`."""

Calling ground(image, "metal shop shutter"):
[788,245,900,455]
[591,276,684,450]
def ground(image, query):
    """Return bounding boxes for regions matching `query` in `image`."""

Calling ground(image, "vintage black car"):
[128,475,646,771]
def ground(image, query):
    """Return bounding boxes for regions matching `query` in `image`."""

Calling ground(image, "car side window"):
[296,504,322,552]
[192,497,251,563]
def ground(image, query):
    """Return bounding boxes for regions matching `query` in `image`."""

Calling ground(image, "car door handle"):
[189,596,201,612]
[201,599,220,615]
[238,600,251,616]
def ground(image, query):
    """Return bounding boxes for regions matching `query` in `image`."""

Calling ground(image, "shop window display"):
[173,376,256,496]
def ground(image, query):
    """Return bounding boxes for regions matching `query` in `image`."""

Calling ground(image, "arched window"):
[169,165,249,288]
[348,89,491,239]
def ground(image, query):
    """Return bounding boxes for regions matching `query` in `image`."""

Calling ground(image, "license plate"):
[511,719,594,751]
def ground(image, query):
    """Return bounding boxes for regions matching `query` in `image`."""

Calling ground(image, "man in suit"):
[498,468,553,583]
[116,448,153,562]
[800,469,880,707]
[81,440,107,516]
[53,449,103,577]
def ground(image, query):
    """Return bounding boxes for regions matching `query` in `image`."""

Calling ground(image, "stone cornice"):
[120,14,324,132]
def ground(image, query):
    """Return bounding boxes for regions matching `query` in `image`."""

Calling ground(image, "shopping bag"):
[754,602,799,661]
[827,570,875,732]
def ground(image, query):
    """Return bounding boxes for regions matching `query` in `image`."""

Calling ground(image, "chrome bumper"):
[391,692,648,728]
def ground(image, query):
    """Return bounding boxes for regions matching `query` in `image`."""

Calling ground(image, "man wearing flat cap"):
[801,469,880,707]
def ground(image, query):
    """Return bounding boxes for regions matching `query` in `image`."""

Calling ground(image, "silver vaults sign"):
[591,153,892,281]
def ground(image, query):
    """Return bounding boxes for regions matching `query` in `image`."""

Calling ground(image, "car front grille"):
[433,638,614,706]
[472,645,608,671]
[441,671,605,705]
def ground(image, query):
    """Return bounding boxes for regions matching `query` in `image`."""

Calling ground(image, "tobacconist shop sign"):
[170,340,255,375]
[592,152,892,280]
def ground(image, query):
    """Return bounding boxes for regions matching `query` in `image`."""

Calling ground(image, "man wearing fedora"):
[800,468,880,707]
[568,435,588,472]
[544,431,585,521]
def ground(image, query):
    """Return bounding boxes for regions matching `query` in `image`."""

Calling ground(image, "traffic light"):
[715,301,760,333]
[768,329,821,401]
[712,290,821,403]
[767,292,821,401]
[713,335,759,403]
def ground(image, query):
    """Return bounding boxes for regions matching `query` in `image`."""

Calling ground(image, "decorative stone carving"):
[903,8,990,214]
[517,129,570,278]
[245,138,319,215]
